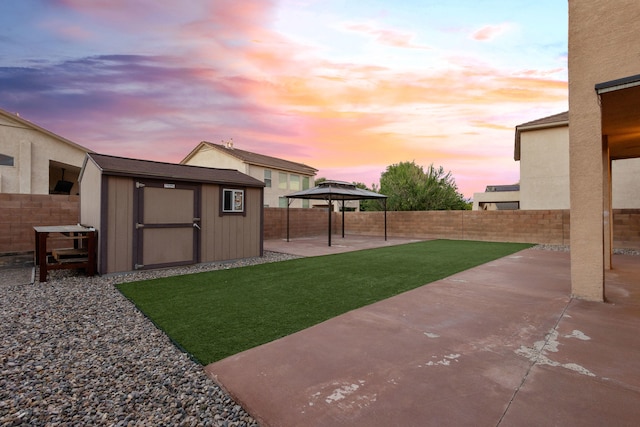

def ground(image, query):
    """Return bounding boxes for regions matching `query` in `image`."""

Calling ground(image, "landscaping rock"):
[0,251,299,426]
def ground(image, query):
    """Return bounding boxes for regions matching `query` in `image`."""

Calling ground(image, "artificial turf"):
[117,239,533,364]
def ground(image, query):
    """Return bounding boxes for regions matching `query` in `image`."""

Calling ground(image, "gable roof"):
[181,141,318,176]
[514,111,568,161]
[82,152,265,187]
[0,107,93,154]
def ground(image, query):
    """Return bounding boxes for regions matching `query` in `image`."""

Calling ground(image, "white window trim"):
[223,188,245,213]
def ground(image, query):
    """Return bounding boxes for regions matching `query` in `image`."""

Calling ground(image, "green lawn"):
[117,239,533,364]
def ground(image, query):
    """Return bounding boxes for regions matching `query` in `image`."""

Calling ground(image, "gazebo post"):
[286,198,290,242]
[384,199,387,241]
[327,194,332,246]
[341,200,345,238]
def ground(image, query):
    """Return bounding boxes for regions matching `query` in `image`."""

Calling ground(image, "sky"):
[0,0,568,198]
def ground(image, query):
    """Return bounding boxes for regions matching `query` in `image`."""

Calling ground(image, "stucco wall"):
[520,126,570,210]
[517,125,640,210]
[0,114,87,194]
[183,148,314,209]
[568,0,640,300]
[612,158,640,208]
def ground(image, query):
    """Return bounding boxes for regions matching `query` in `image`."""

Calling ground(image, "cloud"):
[342,21,430,50]
[471,23,514,41]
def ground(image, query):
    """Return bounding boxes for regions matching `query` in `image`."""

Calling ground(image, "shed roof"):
[83,153,265,187]
[514,111,568,161]
[286,180,387,201]
[182,141,318,176]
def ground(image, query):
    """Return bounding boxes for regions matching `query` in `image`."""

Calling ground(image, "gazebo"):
[285,180,388,246]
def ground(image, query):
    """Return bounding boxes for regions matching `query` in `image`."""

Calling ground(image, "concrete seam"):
[495,298,573,426]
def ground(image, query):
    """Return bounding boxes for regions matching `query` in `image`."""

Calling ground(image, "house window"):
[0,154,14,166]
[279,197,288,208]
[264,170,272,187]
[302,176,310,190]
[278,172,287,189]
[302,199,310,208]
[290,174,300,191]
[223,189,244,213]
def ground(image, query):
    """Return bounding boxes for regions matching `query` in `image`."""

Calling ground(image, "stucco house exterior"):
[515,111,640,210]
[472,111,640,211]
[0,107,92,195]
[181,141,317,209]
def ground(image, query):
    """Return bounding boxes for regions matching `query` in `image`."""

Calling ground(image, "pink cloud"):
[471,23,513,41]
[343,22,430,50]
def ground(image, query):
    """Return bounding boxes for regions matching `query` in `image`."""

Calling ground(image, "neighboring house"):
[0,107,92,195]
[515,111,640,210]
[472,185,520,211]
[180,141,317,208]
[473,111,640,210]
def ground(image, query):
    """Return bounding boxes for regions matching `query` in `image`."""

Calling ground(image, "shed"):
[79,153,265,275]
[286,180,387,246]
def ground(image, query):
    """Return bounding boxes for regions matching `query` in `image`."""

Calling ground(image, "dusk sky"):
[0,0,568,198]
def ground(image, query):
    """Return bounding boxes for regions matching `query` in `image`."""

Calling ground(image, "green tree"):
[379,161,468,211]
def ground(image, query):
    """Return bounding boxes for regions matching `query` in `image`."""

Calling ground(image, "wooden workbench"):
[34,225,96,282]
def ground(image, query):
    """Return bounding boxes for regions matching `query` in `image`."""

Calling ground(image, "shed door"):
[133,180,201,270]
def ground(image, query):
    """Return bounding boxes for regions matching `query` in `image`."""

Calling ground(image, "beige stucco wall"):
[0,114,87,194]
[184,147,315,209]
[612,158,640,208]
[183,148,248,173]
[568,0,640,301]
[520,126,570,210]
[518,125,639,211]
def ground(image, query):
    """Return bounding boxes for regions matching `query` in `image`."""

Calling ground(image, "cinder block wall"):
[613,209,640,249]
[0,194,80,253]
[2,199,639,255]
[263,207,331,239]
[334,210,570,245]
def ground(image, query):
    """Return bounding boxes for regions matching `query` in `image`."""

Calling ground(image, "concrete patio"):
[206,237,640,426]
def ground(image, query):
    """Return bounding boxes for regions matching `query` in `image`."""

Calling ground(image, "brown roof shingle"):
[85,153,265,187]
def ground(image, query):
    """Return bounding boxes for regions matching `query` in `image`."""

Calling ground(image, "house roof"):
[514,111,568,161]
[82,152,265,187]
[485,184,520,192]
[181,141,318,176]
[286,180,387,201]
[0,107,93,154]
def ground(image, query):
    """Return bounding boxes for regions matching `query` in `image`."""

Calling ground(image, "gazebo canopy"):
[286,180,387,201]
[285,180,387,246]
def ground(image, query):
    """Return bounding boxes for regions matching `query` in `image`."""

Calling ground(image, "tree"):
[379,161,468,211]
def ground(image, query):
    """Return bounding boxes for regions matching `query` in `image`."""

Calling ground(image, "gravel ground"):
[532,244,640,256]
[0,251,299,427]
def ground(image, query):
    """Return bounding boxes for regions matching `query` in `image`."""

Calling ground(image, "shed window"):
[264,170,272,187]
[223,189,244,213]
[0,154,14,166]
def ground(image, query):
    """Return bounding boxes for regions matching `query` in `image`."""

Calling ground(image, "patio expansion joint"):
[495,297,573,426]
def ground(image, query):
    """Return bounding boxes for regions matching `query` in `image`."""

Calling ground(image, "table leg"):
[37,232,49,282]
